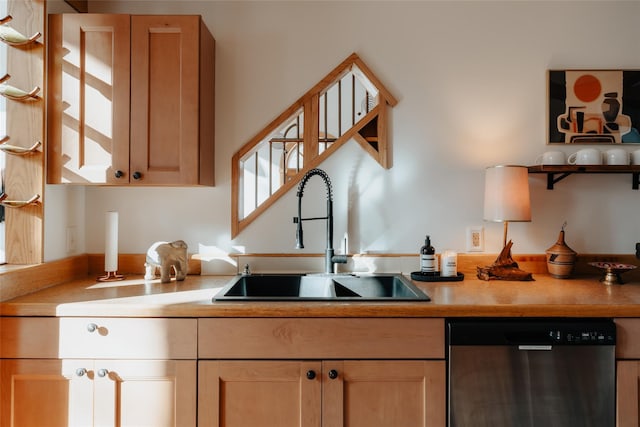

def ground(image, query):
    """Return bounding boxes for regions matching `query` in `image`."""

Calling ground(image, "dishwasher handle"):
[518,345,553,351]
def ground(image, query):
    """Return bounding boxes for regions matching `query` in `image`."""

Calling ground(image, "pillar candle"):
[440,250,457,277]
[104,211,119,272]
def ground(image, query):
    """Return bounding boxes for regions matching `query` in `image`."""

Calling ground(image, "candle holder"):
[588,262,637,285]
[97,271,125,282]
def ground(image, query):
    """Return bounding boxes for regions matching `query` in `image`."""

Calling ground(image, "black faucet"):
[293,168,347,274]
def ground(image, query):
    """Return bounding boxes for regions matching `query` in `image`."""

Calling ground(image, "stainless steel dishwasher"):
[448,319,616,427]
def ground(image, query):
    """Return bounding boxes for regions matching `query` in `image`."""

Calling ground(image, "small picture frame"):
[548,70,640,144]
[466,226,484,252]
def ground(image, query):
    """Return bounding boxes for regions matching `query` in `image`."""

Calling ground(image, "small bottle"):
[420,235,437,275]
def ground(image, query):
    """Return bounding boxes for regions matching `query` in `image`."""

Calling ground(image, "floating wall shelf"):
[528,165,640,190]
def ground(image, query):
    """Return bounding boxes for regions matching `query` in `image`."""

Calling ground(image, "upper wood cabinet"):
[47,14,215,186]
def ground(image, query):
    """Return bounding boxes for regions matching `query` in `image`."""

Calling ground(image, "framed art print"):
[548,70,640,144]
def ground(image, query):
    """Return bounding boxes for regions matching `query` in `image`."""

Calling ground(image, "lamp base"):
[477,240,533,281]
[97,271,125,282]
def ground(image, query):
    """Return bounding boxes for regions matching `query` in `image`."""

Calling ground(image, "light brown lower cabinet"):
[616,319,640,427]
[197,318,446,427]
[198,359,446,427]
[617,361,640,427]
[0,358,196,426]
[322,360,445,427]
[0,317,198,426]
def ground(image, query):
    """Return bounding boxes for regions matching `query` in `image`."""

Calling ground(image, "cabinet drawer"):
[1,317,60,358]
[59,318,197,359]
[199,318,444,359]
[1,317,197,359]
[616,318,640,359]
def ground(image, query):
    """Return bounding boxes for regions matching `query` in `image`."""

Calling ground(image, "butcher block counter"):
[2,273,639,317]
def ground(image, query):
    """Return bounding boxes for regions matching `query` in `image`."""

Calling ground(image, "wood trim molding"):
[0,253,202,302]
[233,252,640,279]
[87,253,202,276]
[0,255,88,302]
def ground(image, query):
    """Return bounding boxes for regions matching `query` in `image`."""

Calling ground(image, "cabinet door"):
[94,359,197,427]
[47,14,131,184]
[0,359,93,427]
[322,360,446,427]
[617,361,640,427]
[129,15,201,185]
[198,360,322,427]
[1,359,195,427]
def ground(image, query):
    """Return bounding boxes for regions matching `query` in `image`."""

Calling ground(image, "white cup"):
[605,148,629,165]
[568,148,602,165]
[535,151,566,165]
[631,149,640,165]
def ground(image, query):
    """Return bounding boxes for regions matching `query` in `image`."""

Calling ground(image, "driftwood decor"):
[477,240,533,281]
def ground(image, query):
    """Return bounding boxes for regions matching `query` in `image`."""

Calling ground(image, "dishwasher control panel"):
[448,319,616,346]
[551,328,615,344]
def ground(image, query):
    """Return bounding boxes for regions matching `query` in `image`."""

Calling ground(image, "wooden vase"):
[546,230,577,279]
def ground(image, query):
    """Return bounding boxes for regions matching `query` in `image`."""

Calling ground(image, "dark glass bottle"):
[420,235,436,274]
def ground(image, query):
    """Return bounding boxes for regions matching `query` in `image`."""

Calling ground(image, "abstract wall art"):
[548,70,640,144]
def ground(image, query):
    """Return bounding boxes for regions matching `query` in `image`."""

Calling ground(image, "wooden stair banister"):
[231,53,397,238]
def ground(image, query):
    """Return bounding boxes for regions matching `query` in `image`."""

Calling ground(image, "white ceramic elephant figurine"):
[144,240,188,283]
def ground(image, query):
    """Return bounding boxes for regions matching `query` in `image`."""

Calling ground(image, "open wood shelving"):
[528,165,640,190]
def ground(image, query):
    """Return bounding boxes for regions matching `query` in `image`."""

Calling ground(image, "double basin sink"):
[213,273,430,301]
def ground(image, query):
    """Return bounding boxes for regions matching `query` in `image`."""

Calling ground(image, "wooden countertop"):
[1,273,639,318]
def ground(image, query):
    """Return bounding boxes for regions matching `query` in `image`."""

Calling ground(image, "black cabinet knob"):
[132,171,142,180]
[306,370,316,380]
[114,170,124,178]
[328,369,338,379]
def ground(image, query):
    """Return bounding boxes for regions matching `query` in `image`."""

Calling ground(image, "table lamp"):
[483,165,531,247]
[478,165,533,281]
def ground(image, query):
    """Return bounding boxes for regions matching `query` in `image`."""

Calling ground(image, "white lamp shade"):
[483,165,531,222]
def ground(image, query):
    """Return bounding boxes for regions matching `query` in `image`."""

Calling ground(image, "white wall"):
[45,1,640,264]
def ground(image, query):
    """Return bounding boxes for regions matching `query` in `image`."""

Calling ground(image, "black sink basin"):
[212,274,430,301]
[332,275,427,299]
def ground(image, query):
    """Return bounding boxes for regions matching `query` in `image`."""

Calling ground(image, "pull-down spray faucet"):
[293,168,347,274]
